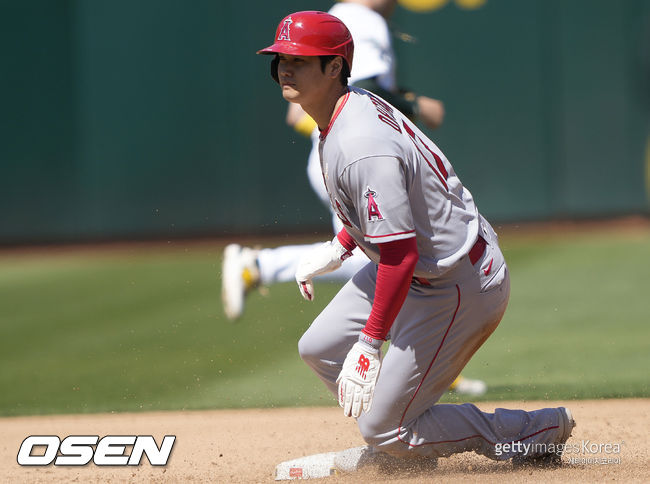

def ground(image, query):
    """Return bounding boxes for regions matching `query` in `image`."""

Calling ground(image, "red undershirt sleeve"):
[336,227,357,252]
[362,237,419,341]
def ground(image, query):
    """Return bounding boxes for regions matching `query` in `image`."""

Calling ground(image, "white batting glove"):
[336,336,382,418]
[295,236,352,301]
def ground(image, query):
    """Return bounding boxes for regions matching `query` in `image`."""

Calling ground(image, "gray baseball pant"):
[298,224,570,460]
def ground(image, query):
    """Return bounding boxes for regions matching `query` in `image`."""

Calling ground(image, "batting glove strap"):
[331,235,353,261]
[359,332,383,351]
[336,341,381,418]
[294,237,348,301]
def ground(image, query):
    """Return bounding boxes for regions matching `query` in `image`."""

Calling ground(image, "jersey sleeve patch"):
[340,156,415,243]
[364,187,384,222]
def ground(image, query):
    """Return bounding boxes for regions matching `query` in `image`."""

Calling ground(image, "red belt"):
[468,234,487,266]
[412,235,486,286]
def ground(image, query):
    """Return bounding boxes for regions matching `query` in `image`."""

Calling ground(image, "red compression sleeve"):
[336,227,357,252]
[363,237,418,341]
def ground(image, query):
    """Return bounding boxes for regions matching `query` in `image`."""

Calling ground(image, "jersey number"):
[402,121,449,191]
[335,200,353,228]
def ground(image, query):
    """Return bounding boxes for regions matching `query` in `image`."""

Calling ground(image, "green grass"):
[0,227,648,416]
[456,229,650,402]
[0,245,337,416]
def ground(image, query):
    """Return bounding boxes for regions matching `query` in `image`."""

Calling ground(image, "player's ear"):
[271,55,280,83]
[327,57,343,80]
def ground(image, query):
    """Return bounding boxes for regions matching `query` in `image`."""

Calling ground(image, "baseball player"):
[223,0,484,396]
[256,10,575,472]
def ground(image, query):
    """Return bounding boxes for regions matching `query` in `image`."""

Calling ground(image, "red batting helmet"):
[257,11,354,82]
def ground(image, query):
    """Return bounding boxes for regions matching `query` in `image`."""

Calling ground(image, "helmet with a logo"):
[257,11,354,82]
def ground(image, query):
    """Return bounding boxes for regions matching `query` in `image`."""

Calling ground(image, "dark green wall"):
[1,1,77,240]
[1,0,648,243]
[392,0,650,220]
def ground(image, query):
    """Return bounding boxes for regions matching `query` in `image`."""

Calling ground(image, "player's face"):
[277,54,329,104]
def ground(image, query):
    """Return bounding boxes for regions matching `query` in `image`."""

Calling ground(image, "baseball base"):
[274,446,366,480]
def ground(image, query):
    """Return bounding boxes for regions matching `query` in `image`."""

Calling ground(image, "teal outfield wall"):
[1,0,649,243]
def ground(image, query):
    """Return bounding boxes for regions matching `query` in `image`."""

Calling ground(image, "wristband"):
[359,332,384,351]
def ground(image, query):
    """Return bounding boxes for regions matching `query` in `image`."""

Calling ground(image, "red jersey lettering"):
[402,120,449,191]
[335,200,353,227]
[368,93,402,133]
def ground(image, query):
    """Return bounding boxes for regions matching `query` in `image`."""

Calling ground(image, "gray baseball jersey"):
[320,87,478,278]
[299,86,572,460]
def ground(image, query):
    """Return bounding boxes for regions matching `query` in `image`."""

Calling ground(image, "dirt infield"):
[1,399,647,483]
